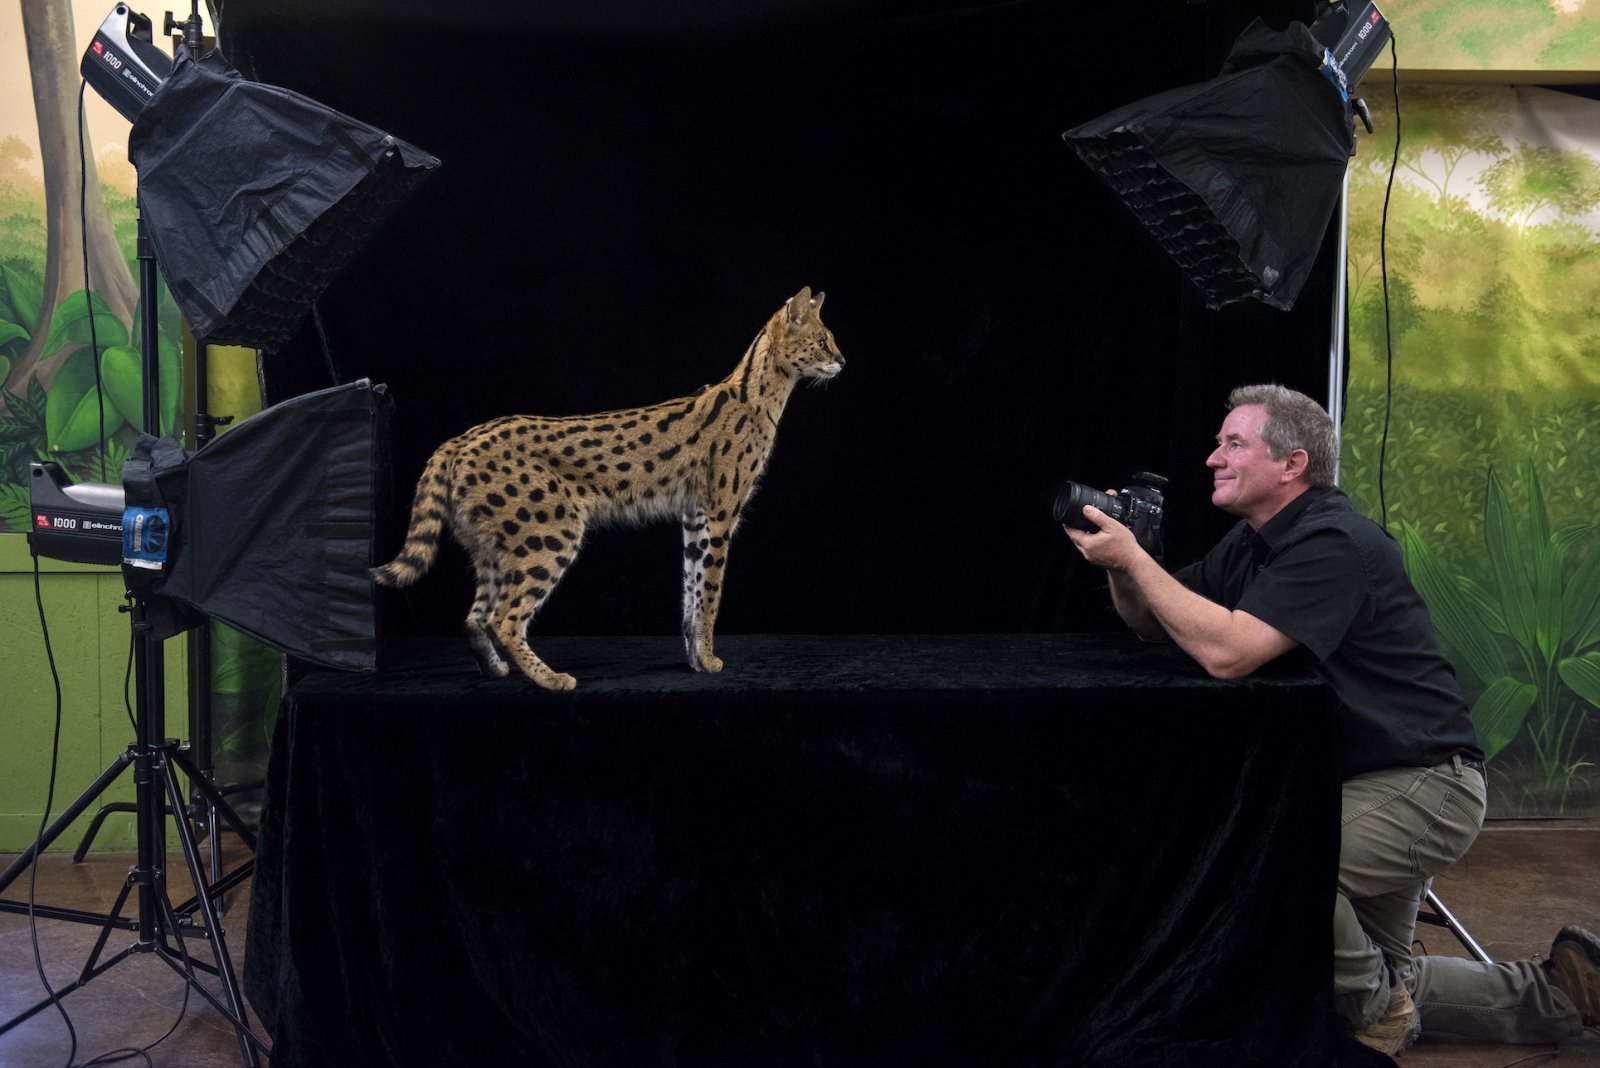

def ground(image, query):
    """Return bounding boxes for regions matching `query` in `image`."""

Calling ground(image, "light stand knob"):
[162,0,207,58]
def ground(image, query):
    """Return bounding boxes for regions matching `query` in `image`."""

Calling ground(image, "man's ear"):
[1282,448,1310,483]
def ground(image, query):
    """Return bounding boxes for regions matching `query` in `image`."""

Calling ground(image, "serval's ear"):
[812,291,825,311]
[785,286,813,327]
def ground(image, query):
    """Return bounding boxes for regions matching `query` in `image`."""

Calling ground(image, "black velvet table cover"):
[244,634,1381,1067]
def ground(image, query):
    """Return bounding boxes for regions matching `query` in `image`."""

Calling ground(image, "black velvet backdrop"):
[212,0,1339,643]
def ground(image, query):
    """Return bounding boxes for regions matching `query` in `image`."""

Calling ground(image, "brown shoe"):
[1353,985,1422,1057]
[1548,925,1600,1026]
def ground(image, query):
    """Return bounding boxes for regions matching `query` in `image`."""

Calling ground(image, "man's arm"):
[1066,505,1299,678]
[1105,569,1166,642]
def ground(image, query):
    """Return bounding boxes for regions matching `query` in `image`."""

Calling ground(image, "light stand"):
[0,206,267,1065]
[1329,170,1348,484]
[159,6,252,896]
[67,335,252,894]
[186,337,238,891]
[6,5,431,1058]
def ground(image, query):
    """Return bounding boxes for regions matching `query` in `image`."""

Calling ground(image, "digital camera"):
[1053,471,1167,557]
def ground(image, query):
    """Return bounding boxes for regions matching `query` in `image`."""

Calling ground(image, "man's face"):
[1206,404,1291,523]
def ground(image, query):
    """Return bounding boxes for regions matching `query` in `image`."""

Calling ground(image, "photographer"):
[1064,383,1599,1055]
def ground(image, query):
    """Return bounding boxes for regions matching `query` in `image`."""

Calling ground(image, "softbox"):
[122,379,393,670]
[1063,19,1355,311]
[128,47,439,351]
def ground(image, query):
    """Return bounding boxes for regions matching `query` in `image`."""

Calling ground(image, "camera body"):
[1053,471,1167,557]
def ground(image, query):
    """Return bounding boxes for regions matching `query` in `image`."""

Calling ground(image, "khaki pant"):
[1335,757,1583,1044]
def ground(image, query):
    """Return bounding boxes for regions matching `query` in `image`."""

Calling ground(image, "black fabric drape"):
[119,380,391,668]
[213,0,1339,640]
[245,634,1386,1067]
[130,50,438,351]
[1063,19,1355,311]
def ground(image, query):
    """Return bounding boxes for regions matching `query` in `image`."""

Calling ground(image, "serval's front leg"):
[680,508,729,672]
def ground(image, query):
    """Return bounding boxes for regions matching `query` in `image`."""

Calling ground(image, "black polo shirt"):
[1174,486,1481,780]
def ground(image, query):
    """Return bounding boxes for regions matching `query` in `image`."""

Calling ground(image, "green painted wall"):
[0,534,187,853]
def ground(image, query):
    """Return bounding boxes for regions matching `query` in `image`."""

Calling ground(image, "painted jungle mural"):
[1342,84,1600,816]
[1379,0,1600,72]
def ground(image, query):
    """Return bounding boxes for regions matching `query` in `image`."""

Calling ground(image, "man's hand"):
[1065,503,1147,572]
[1068,499,1301,676]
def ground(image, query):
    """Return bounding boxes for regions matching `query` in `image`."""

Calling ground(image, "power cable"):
[16,76,194,1068]
[1375,33,1400,532]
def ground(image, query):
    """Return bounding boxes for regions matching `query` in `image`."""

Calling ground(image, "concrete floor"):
[1,821,1597,1067]
[0,834,266,1068]
[1399,820,1600,1068]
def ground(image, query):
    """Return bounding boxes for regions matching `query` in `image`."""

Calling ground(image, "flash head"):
[28,462,126,566]
[81,4,175,124]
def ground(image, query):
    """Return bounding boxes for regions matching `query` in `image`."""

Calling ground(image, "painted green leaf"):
[3,377,46,433]
[216,714,267,760]
[0,321,27,358]
[1519,464,1566,661]
[1534,538,1565,662]
[211,622,284,698]
[1558,651,1600,710]
[99,341,181,434]
[157,333,182,436]
[1567,540,1600,653]
[1469,676,1538,762]
[39,291,128,359]
[0,354,10,386]
[1456,573,1510,637]
[128,304,185,435]
[44,347,126,453]
[1519,458,1551,550]
[100,345,146,431]
[1483,467,1536,648]
[0,481,31,527]
[1400,521,1509,686]
[0,266,42,333]
[1553,523,1596,557]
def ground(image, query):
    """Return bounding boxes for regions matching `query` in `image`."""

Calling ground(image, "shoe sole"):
[1554,925,1600,966]
[1551,925,1600,1027]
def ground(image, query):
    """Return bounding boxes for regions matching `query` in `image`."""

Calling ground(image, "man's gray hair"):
[1226,384,1339,488]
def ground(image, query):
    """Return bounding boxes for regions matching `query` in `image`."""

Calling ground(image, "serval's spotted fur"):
[371,288,843,690]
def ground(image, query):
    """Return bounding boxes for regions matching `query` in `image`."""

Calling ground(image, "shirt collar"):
[1253,485,1334,549]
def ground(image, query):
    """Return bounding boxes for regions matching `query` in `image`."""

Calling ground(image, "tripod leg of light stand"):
[69,796,196,861]
[171,748,259,852]
[0,867,140,1039]
[1420,886,1493,964]
[190,337,224,891]
[154,754,266,1065]
[0,741,268,1060]
[0,752,134,905]
[166,747,258,922]
[133,573,264,1065]
[71,802,138,862]
[0,939,141,1038]
[186,621,223,889]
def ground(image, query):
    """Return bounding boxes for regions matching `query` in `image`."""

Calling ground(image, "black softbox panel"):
[128,49,439,351]
[124,380,392,670]
[1063,19,1354,311]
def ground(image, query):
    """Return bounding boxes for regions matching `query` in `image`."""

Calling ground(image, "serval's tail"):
[370,442,456,588]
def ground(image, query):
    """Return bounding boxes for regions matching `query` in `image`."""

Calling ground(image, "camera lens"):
[1053,481,1126,531]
